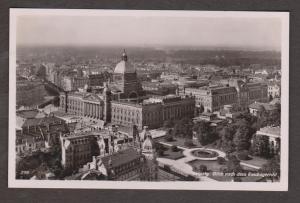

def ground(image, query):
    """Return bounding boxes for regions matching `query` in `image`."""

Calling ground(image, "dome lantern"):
[122,49,128,62]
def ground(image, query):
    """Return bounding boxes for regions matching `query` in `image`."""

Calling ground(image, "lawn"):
[157,137,202,149]
[159,146,185,160]
[241,156,269,168]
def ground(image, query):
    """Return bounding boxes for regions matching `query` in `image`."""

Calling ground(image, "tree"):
[271,103,281,126]
[154,142,166,156]
[173,117,194,139]
[260,155,280,181]
[219,125,236,153]
[236,150,250,160]
[170,145,178,152]
[164,129,174,142]
[251,135,271,158]
[163,119,174,129]
[184,139,194,148]
[225,155,243,173]
[198,165,208,173]
[217,157,226,165]
[193,120,216,146]
[233,125,252,152]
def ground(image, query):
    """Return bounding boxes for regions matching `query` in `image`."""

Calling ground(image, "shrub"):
[157,149,164,156]
[164,135,174,142]
[217,157,226,165]
[184,139,194,148]
[237,150,251,160]
[170,145,178,152]
[198,165,208,172]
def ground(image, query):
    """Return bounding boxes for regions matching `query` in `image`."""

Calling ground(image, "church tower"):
[141,126,156,160]
[140,126,158,181]
[103,82,111,123]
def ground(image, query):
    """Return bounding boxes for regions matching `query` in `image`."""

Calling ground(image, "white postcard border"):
[8,9,289,191]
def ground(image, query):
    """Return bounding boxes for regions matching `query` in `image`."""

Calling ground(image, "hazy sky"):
[16,15,282,50]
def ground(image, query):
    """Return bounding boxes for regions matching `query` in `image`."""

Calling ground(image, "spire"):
[122,49,128,62]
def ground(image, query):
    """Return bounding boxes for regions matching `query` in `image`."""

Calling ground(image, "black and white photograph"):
[8,9,289,190]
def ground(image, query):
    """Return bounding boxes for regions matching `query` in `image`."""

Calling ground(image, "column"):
[87,103,89,117]
[90,103,93,118]
[89,103,92,117]
[92,104,96,118]
[96,104,99,119]
[93,103,96,118]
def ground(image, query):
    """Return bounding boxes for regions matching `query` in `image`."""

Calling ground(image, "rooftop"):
[257,126,280,137]
[22,115,65,127]
[249,102,277,111]
[16,109,45,119]
[101,148,142,168]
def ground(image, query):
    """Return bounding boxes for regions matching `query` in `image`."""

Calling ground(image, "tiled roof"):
[257,126,280,137]
[101,148,142,168]
[249,102,277,111]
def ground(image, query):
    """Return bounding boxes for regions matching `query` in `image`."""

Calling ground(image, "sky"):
[16,14,282,50]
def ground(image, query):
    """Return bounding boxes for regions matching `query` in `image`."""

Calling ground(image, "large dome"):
[114,60,136,74]
[114,50,136,74]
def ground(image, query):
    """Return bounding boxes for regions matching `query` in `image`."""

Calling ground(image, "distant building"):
[219,79,268,109]
[267,82,281,98]
[247,82,269,105]
[249,101,278,117]
[160,72,179,81]
[142,81,177,96]
[88,73,111,87]
[61,76,89,91]
[254,69,269,75]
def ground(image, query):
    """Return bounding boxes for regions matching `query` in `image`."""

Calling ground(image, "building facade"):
[267,82,281,99]
[59,85,112,123]
[184,86,238,113]
[111,95,195,130]
[254,126,280,155]
[184,79,269,112]
[60,133,95,169]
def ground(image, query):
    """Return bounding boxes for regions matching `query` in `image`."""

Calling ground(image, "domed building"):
[141,126,156,160]
[110,50,144,99]
[140,126,158,181]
